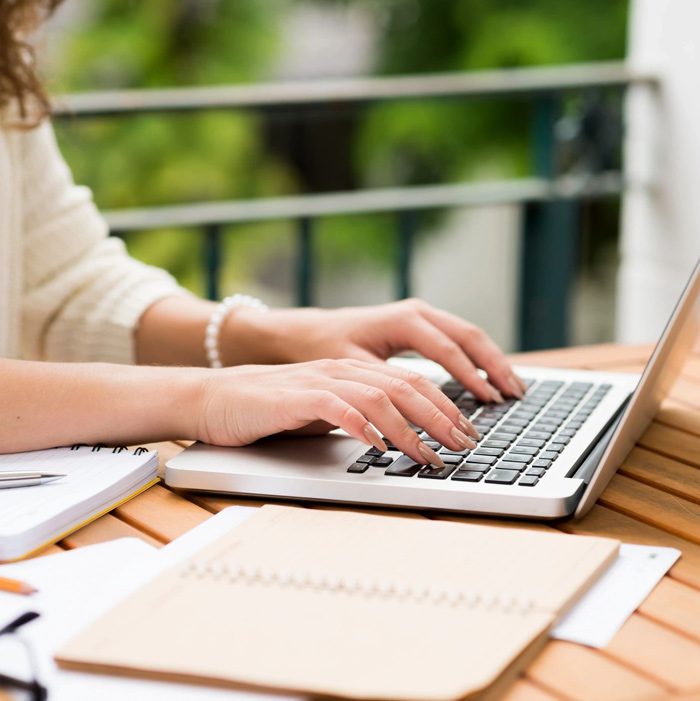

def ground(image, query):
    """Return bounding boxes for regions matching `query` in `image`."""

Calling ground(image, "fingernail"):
[508,376,524,400]
[363,424,387,452]
[489,386,504,404]
[418,443,444,468]
[459,415,480,441]
[451,427,476,450]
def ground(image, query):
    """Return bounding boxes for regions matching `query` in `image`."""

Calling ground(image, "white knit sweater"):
[0,120,189,363]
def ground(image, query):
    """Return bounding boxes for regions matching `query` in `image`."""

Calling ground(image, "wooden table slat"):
[605,614,700,691]
[619,447,700,505]
[60,512,162,549]
[112,484,212,543]
[502,679,567,701]
[599,474,700,545]
[525,640,667,701]
[639,422,700,467]
[639,577,700,643]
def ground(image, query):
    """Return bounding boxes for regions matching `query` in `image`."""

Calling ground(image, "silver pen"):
[0,471,66,489]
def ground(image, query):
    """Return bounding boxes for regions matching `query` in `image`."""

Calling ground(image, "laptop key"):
[510,446,538,455]
[519,475,540,487]
[491,432,518,442]
[483,440,510,449]
[499,424,524,435]
[366,447,385,457]
[524,431,551,441]
[540,451,559,461]
[356,454,375,463]
[452,469,484,482]
[347,462,370,473]
[485,469,519,485]
[384,456,422,477]
[440,447,472,456]
[418,464,457,480]
[502,453,533,464]
[441,454,464,465]
[532,459,553,468]
[525,467,546,477]
[474,448,504,457]
[497,461,527,472]
[548,442,567,452]
[461,454,496,465]
[372,456,394,467]
[460,462,491,472]
[517,438,545,448]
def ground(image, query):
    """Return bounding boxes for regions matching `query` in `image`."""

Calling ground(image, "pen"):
[0,471,66,489]
[0,576,38,596]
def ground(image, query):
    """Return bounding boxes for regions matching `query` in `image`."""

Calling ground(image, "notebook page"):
[57,505,619,701]
[0,448,155,537]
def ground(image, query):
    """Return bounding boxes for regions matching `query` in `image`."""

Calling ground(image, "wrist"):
[218,308,279,366]
[140,365,209,442]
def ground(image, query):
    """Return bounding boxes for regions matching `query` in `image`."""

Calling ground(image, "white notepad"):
[0,445,159,561]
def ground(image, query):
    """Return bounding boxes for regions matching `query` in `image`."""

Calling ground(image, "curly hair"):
[0,0,64,126]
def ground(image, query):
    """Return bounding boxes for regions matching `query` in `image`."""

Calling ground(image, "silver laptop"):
[166,259,700,520]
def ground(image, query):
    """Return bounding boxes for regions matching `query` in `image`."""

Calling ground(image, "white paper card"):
[551,543,680,648]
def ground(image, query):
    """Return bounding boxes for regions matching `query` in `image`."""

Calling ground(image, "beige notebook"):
[56,505,618,701]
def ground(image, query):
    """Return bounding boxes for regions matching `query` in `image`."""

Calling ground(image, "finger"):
[336,360,478,448]
[289,390,386,451]
[394,315,502,404]
[328,380,444,466]
[417,305,521,399]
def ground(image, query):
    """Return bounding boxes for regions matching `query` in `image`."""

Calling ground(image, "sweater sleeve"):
[20,121,192,363]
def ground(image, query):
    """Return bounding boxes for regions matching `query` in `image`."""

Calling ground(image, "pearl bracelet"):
[204,294,269,369]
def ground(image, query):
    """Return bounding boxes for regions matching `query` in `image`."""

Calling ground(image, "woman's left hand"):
[221,299,525,403]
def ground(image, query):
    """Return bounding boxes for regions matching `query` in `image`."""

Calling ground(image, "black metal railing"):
[52,61,657,350]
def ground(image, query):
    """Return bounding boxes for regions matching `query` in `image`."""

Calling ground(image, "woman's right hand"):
[193,359,480,467]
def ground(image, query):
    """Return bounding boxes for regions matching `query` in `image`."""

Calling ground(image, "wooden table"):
[35,344,700,701]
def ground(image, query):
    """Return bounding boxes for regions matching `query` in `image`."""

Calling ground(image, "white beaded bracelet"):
[204,293,269,369]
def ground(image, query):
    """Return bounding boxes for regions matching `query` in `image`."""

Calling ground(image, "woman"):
[0,0,525,467]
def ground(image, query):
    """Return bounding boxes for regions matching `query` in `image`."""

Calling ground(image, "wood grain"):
[112,484,211,543]
[60,513,161,549]
[525,640,667,701]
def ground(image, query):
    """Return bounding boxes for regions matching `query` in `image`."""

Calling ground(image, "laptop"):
[166,259,700,520]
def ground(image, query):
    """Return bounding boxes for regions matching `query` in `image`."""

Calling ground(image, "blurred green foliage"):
[50,0,628,300]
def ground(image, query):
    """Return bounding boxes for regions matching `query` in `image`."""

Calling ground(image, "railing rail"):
[53,61,654,117]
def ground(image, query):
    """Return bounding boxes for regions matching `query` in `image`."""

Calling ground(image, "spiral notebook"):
[56,505,618,701]
[0,445,159,561]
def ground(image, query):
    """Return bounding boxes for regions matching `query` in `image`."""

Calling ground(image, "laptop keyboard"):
[347,378,612,487]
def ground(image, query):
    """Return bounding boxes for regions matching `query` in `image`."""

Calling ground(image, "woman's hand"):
[194,358,480,467]
[222,299,525,404]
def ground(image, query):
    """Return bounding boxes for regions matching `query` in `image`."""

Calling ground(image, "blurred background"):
[40,0,671,353]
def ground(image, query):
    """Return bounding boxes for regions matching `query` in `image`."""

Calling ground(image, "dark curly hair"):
[0,0,64,126]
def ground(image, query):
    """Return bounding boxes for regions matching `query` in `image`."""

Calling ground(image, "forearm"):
[135,296,279,367]
[0,359,201,453]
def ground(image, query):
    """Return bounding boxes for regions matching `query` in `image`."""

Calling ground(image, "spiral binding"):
[69,444,151,455]
[179,559,538,614]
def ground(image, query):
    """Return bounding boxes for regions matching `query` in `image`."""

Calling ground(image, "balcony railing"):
[52,61,657,350]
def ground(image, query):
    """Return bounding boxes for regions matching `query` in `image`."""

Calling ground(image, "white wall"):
[619,0,700,342]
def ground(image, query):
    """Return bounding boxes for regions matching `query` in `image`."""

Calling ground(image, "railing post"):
[204,223,222,301]
[296,217,314,307]
[518,96,579,350]
[396,210,416,299]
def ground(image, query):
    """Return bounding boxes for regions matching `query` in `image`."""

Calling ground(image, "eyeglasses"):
[0,611,47,701]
